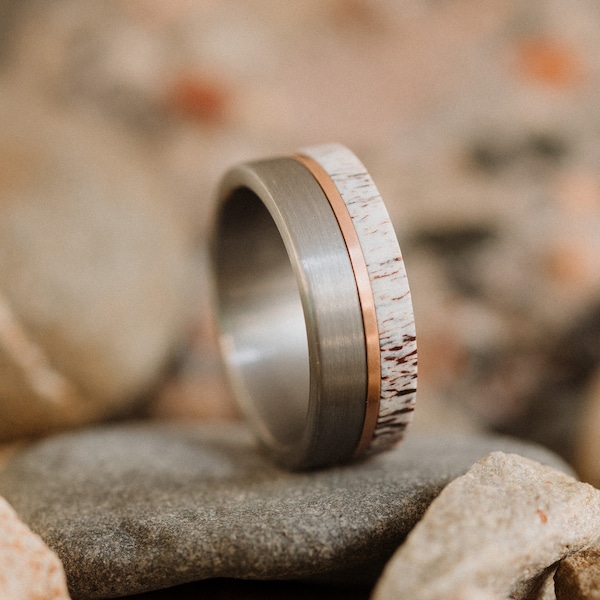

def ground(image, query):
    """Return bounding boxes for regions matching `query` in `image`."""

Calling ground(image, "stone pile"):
[1,422,598,599]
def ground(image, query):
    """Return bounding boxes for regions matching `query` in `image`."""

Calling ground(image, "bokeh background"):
[2,0,600,481]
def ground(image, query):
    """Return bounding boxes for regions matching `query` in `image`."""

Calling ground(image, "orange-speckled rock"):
[0,495,70,599]
[373,453,600,600]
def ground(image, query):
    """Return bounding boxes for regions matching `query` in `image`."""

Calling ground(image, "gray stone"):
[0,421,571,599]
[372,452,600,600]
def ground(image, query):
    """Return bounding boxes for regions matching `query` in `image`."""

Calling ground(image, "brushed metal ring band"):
[211,143,417,469]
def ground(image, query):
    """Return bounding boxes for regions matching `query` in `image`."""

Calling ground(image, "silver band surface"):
[211,144,417,469]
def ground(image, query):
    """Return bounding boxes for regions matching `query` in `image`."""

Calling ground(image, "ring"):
[211,143,417,469]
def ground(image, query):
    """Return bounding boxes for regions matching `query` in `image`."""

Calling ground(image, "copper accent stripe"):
[292,153,380,455]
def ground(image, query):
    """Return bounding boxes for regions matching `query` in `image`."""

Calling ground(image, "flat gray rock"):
[0,421,571,599]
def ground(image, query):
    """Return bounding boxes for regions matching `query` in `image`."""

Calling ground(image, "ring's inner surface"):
[214,187,310,445]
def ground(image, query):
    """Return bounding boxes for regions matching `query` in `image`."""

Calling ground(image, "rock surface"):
[0,421,570,599]
[371,452,600,600]
[0,494,70,600]
[0,83,196,442]
[555,548,600,600]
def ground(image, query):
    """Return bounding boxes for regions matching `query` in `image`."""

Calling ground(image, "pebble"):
[371,452,600,600]
[0,421,570,599]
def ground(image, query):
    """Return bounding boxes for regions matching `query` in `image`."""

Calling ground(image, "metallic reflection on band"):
[212,158,367,468]
[216,188,309,444]
[292,154,380,455]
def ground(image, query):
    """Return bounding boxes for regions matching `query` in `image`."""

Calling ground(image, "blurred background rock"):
[1,0,600,482]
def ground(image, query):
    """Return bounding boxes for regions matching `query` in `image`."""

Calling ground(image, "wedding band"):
[211,143,417,469]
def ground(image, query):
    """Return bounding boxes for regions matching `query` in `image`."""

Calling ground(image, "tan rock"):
[372,452,600,600]
[574,369,600,488]
[0,442,23,472]
[0,495,70,599]
[555,548,600,600]
[0,83,197,440]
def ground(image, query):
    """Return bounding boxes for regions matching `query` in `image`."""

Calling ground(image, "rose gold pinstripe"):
[292,153,380,455]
